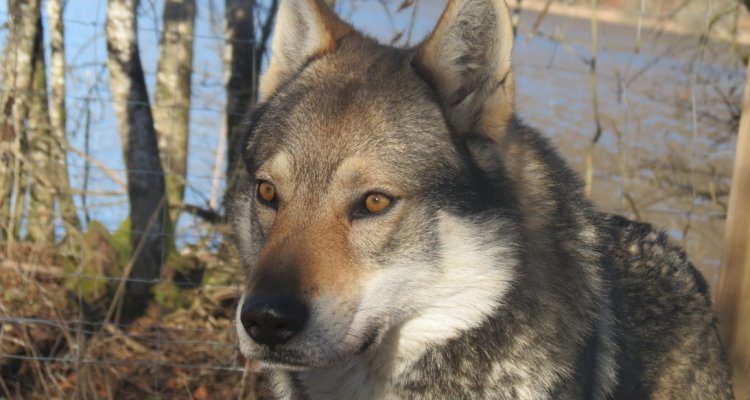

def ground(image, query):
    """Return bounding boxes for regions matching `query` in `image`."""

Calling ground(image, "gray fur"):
[227,0,733,398]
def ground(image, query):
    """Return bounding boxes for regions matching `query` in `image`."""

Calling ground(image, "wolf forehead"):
[241,39,466,181]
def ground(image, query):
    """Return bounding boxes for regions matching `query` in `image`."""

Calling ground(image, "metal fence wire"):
[0,0,747,398]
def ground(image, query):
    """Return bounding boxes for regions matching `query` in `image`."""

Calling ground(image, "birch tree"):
[154,0,196,226]
[25,18,55,243]
[47,0,82,243]
[0,0,41,246]
[106,0,170,317]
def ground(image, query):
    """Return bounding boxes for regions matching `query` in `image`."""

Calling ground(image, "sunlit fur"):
[228,0,733,398]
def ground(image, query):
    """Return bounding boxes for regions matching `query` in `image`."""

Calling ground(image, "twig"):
[0,259,65,280]
[103,193,169,326]
[255,0,279,74]
[527,0,554,41]
[210,121,226,210]
[83,97,93,224]
[404,0,419,46]
[102,324,149,354]
[0,372,12,400]
[623,192,642,221]
[65,143,127,189]
[376,0,401,42]
[173,202,224,224]
[584,0,602,198]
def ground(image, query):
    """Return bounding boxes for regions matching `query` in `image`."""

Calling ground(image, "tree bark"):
[223,0,256,195]
[0,0,41,247]
[26,18,55,244]
[106,0,170,318]
[47,0,83,243]
[716,60,750,400]
[154,0,196,226]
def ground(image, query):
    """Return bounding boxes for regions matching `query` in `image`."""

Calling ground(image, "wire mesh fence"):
[0,0,747,398]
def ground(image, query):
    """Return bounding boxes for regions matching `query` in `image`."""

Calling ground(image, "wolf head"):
[231,0,520,370]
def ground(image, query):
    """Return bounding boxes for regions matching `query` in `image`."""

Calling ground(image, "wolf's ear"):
[260,0,353,99]
[415,0,515,140]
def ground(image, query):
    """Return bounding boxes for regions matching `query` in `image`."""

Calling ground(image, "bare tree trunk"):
[716,60,750,400]
[223,0,256,195]
[154,0,196,227]
[106,0,170,318]
[26,18,55,244]
[47,0,82,244]
[0,0,41,248]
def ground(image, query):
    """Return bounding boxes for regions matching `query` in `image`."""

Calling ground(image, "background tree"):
[1,0,80,248]
[716,58,750,400]
[223,0,257,194]
[0,0,41,248]
[25,17,55,244]
[223,0,278,199]
[154,0,197,226]
[106,0,170,318]
[47,0,82,246]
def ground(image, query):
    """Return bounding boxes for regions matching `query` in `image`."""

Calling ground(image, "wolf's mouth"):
[257,350,311,370]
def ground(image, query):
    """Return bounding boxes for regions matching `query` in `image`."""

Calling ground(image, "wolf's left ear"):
[415,0,515,140]
[260,0,353,99]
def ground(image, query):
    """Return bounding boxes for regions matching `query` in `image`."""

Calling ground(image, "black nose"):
[240,295,308,346]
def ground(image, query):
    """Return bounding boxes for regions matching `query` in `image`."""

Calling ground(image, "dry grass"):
[0,242,272,400]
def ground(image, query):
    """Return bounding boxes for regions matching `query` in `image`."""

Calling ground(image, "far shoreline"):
[517,0,750,45]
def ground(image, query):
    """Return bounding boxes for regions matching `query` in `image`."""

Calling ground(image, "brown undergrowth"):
[0,241,272,400]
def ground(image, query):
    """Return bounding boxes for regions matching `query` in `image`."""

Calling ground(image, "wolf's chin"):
[258,360,311,372]
[245,343,366,371]
[257,353,346,371]
[250,348,320,370]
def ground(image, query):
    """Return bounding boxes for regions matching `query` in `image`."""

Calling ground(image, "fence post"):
[716,60,750,400]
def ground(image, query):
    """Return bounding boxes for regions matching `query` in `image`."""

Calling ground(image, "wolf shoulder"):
[601,214,734,399]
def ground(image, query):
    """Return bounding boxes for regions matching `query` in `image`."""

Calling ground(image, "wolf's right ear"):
[260,0,353,99]
[415,0,515,141]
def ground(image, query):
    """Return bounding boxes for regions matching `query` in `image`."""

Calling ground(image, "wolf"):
[227,0,734,398]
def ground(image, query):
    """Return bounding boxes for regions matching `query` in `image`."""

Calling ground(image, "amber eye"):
[257,180,277,204]
[364,193,392,214]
